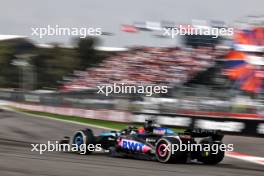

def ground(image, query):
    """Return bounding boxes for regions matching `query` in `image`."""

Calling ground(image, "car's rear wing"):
[183,128,224,141]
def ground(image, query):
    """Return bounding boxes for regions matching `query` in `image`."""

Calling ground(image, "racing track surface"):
[0,109,264,176]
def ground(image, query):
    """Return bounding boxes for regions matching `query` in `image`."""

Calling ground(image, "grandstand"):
[61,46,216,92]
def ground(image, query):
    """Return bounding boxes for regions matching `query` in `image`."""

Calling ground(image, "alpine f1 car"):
[60,120,225,164]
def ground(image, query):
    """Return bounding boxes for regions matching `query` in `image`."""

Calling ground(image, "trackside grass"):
[12,107,184,132]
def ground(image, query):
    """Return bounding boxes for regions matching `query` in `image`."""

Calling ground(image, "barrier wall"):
[9,102,264,137]
[134,112,264,137]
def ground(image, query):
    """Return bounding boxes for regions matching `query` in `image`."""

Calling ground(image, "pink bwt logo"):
[119,139,151,153]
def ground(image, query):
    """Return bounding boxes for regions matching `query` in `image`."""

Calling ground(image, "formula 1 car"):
[60,120,225,164]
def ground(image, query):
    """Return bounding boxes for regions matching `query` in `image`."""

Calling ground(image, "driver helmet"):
[144,119,160,132]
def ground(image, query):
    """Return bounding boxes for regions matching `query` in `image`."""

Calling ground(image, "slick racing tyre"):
[197,138,225,165]
[71,129,95,154]
[155,137,187,163]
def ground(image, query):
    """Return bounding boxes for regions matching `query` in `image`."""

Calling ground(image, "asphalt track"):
[0,109,263,176]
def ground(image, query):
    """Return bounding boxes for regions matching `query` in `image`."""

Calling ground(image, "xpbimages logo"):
[31,25,102,38]
[162,141,234,154]
[31,141,102,154]
[97,83,168,96]
[163,25,234,38]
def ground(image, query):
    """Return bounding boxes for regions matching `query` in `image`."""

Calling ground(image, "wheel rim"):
[156,139,171,162]
[157,143,168,157]
[73,132,84,149]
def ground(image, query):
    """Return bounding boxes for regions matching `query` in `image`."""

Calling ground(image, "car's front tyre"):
[71,129,94,154]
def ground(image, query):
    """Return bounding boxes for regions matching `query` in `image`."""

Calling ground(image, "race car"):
[60,119,225,164]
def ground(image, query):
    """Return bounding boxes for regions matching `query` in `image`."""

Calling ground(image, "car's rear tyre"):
[197,138,225,165]
[71,129,94,154]
[155,137,187,163]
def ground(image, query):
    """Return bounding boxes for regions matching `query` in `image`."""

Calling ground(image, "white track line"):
[5,107,117,131]
[226,152,264,166]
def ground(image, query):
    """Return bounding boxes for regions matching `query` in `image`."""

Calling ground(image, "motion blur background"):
[1,0,264,140]
[1,1,264,176]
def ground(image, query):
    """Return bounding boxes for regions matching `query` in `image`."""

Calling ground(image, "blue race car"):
[60,119,225,164]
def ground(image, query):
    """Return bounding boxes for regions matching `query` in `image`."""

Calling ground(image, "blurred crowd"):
[62,46,221,91]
